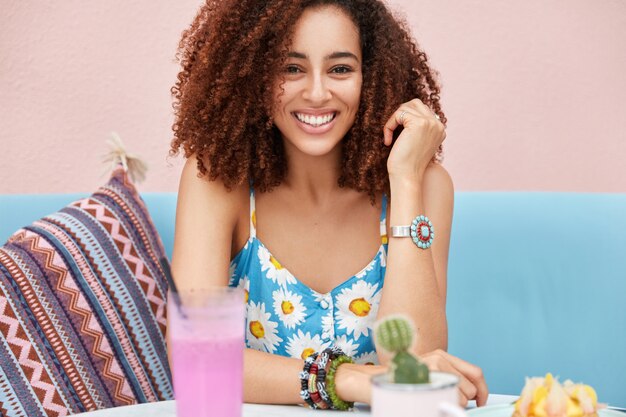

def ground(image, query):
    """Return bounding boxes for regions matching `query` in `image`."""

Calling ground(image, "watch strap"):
[391,225,411,237]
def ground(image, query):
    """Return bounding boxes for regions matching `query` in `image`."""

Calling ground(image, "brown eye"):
[331,65,352,74]
[286,65,301,74]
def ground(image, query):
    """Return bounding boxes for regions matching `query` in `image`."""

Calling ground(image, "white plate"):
[468,404,624,417]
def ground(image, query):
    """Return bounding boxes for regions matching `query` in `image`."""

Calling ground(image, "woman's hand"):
[383,99,446,183]
[334,351,487,407]
[420,349,489,407]
[334,363,387,404]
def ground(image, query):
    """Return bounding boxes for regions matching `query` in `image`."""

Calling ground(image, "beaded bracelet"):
[299,352,319,409]
[310,348,339,409]
[299,347,351,410]
[325,355,355,411]
[315,347,342,409]
[308,362,329,409]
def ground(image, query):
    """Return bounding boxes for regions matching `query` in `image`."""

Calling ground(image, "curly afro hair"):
[170,0,446,200]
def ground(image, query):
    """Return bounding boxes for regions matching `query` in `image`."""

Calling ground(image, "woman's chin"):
[289,139,343,158]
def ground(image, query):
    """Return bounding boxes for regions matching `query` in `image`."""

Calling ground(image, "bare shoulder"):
[172,155,248,288]
[178,155,247,205]
[177,154,249,237]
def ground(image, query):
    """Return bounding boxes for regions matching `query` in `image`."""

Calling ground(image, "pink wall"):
[2,0,625,194]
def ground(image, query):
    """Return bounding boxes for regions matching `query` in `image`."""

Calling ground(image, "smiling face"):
[272,6,363,158]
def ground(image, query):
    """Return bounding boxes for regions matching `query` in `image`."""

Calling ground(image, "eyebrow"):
[287,51,360,62]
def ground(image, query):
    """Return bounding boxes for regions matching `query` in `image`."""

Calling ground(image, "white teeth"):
[295,112,336,127]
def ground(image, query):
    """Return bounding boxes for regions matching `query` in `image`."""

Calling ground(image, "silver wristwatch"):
[390,215,435,249]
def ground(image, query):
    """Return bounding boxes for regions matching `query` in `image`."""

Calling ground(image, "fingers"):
[425,356,473,407]
[383,108,410,146]
[382,99,445,147]
[436,351,489,406]
[421,350,489,407]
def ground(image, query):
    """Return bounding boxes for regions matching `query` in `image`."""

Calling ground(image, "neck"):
[282,142,343,206]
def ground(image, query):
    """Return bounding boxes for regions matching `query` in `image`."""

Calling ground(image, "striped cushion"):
[0,167,173,417]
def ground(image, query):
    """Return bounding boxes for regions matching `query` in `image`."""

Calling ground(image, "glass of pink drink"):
[168,288,245,417]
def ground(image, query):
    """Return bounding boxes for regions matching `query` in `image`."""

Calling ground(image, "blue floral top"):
[228,188,388,364]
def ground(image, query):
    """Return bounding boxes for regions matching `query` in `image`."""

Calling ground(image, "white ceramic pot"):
[371,371,466,417]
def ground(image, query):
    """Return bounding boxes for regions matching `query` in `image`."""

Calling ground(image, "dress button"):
[320,299,329,309]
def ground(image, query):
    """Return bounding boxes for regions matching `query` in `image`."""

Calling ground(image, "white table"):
[76,394,517,416]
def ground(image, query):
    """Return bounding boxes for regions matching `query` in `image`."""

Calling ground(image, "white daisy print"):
[335,280,381,339]
[236,275,250,303]
[286,329,331,360]
[312,291,326,304]
[321,311,334,337]
[246,301,282,353]
[379,246,387,267]
[334,335,359,357]
[354,350,379,365]
[258,246,297,288]
[272,288,306,329]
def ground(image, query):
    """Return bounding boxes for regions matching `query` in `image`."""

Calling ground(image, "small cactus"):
[375,316,430,384]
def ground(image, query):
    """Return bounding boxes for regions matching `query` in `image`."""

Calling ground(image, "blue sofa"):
[2,192,625,406]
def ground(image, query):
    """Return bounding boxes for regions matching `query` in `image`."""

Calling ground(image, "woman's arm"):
[243,349,385,404]
[378,99,452,355]
[379,163,453,353]
[379,100,488,406]
[171,156,238,289]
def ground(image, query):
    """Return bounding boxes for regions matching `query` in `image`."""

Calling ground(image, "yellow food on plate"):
[513,373,604,417]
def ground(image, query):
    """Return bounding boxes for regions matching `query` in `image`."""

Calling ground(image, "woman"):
[170,0,488,408]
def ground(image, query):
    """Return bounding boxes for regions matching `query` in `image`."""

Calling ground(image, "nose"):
[302,73,332,103]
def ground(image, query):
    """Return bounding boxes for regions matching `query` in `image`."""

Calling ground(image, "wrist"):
[334,363,365,404]
[388,180,425,226]
[389,174,423,193]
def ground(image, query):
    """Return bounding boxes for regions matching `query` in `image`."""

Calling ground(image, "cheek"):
[338,78,362,110]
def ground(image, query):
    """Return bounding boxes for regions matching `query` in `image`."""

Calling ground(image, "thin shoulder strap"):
[379,193,388,244]
[249,186,257,238]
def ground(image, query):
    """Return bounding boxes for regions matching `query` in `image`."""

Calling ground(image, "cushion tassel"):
[102,132,148,183]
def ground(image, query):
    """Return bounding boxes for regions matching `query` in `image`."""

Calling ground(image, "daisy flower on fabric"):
[272,288,306,329]
[258,246,297,288]
[378,245,387,267]
[321,310,334,337]
[286,329,332,360]
[335,280,381,339]
[334,335,359,357]
[246,301,283,353]
[312,291,327,304]
[236,274,250,303]
[354,350,379,365]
